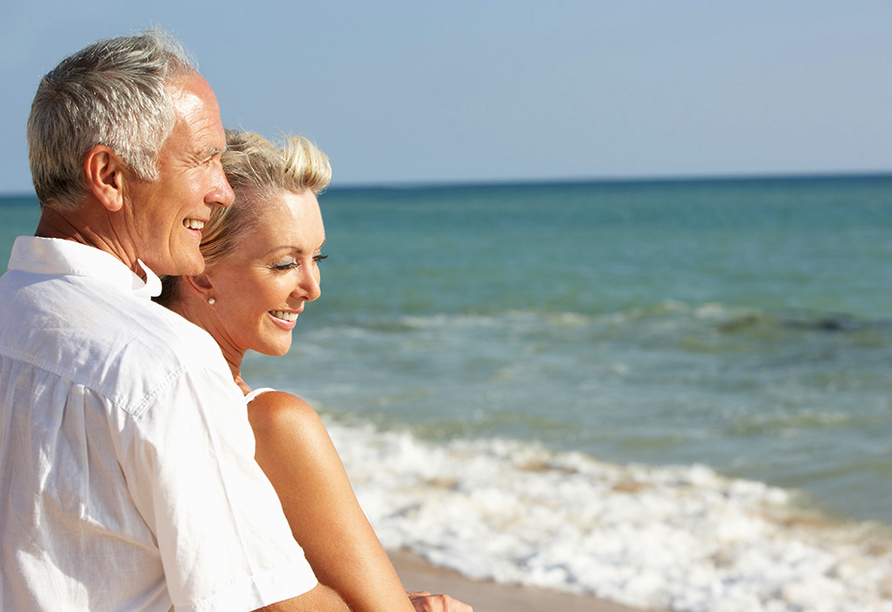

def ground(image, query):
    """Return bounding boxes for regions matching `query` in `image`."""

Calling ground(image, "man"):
[0,30,348,611]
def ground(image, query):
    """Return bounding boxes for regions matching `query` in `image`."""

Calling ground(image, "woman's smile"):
[268,309,300,329]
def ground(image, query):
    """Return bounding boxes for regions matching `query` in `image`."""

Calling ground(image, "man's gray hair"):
[27,29,196,211]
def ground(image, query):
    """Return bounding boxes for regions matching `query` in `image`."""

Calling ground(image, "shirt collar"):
[7,236,163,299]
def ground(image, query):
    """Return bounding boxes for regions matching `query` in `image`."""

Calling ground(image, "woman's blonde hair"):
[199,129,331,269]
[155,129,331,305]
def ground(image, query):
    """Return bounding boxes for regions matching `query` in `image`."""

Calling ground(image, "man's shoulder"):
[111,294,221,369]
[100,299,230,416]
[0,267,226,410]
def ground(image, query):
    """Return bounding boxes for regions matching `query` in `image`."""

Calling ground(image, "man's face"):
[124,71,234,276]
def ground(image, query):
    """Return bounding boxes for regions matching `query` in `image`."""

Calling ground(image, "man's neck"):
[34,208,83,241]
[35,207,143,277]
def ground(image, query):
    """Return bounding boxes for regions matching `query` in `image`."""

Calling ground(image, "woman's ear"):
[84,145,126,212]
[183,273,214,300]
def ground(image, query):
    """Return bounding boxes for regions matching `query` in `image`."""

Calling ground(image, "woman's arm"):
[248,391,416,612]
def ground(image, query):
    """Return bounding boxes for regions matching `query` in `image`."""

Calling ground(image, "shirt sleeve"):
[113,363,317,612]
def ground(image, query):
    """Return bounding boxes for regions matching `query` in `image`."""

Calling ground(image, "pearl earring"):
[208,297,216,305]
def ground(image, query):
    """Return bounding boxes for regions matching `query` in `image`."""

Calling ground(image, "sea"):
[3,175,892,612]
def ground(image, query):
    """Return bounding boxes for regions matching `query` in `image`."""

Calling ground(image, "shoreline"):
[389,549,662,612]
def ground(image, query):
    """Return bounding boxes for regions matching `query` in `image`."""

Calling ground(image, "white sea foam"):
[322,416,892,612]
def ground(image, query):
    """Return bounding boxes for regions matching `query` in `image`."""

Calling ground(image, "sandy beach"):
[390,550,661,612]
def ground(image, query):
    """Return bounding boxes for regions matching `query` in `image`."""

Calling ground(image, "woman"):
[158,130,469,612]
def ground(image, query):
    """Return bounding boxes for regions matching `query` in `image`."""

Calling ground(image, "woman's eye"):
[271,254,326,270]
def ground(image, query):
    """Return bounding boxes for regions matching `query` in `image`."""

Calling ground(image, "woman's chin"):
[252,339,292,358]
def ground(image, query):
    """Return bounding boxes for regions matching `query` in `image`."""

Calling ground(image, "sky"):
[1,1,891,194]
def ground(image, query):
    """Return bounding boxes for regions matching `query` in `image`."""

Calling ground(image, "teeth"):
[183,219,204,230]
[270,310,299,322]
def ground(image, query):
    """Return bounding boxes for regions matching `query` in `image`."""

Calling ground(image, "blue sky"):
[1,1,890,194]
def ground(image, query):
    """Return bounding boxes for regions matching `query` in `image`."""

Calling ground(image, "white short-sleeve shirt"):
[0,237,317,612]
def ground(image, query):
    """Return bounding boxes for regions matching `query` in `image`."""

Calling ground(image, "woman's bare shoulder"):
[247,389,342,483]
[247,390,324,436]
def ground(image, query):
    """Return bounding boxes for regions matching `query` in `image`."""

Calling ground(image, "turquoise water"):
[3,176,892,527]
[305,176,892,525]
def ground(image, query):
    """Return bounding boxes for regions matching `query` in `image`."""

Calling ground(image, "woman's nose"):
[294,268,321,303]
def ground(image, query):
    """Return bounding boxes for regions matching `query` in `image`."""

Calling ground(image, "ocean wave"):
[318,301,892,339]
[322,416,892,612]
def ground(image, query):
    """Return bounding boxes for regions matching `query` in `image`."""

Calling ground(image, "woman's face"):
[205,189,325,357]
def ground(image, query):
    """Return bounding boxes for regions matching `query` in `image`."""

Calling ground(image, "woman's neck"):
[232,371,252,395]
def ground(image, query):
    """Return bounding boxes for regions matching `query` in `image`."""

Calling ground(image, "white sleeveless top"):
[245,387,276,403]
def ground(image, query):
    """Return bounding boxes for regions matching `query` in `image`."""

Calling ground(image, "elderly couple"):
[0,30,471,612]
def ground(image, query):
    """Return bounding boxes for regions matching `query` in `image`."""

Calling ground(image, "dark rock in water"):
[813,317,856,332]
[717,310,892,335]
[781,313,892,332]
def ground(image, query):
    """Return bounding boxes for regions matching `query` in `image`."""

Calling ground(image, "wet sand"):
[390,549,662,612]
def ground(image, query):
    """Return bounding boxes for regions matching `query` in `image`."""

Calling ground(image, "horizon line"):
[326,169,892,192]
[2,169,891,198]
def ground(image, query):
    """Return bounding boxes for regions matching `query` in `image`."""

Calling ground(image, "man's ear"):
[84,144,126,212]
